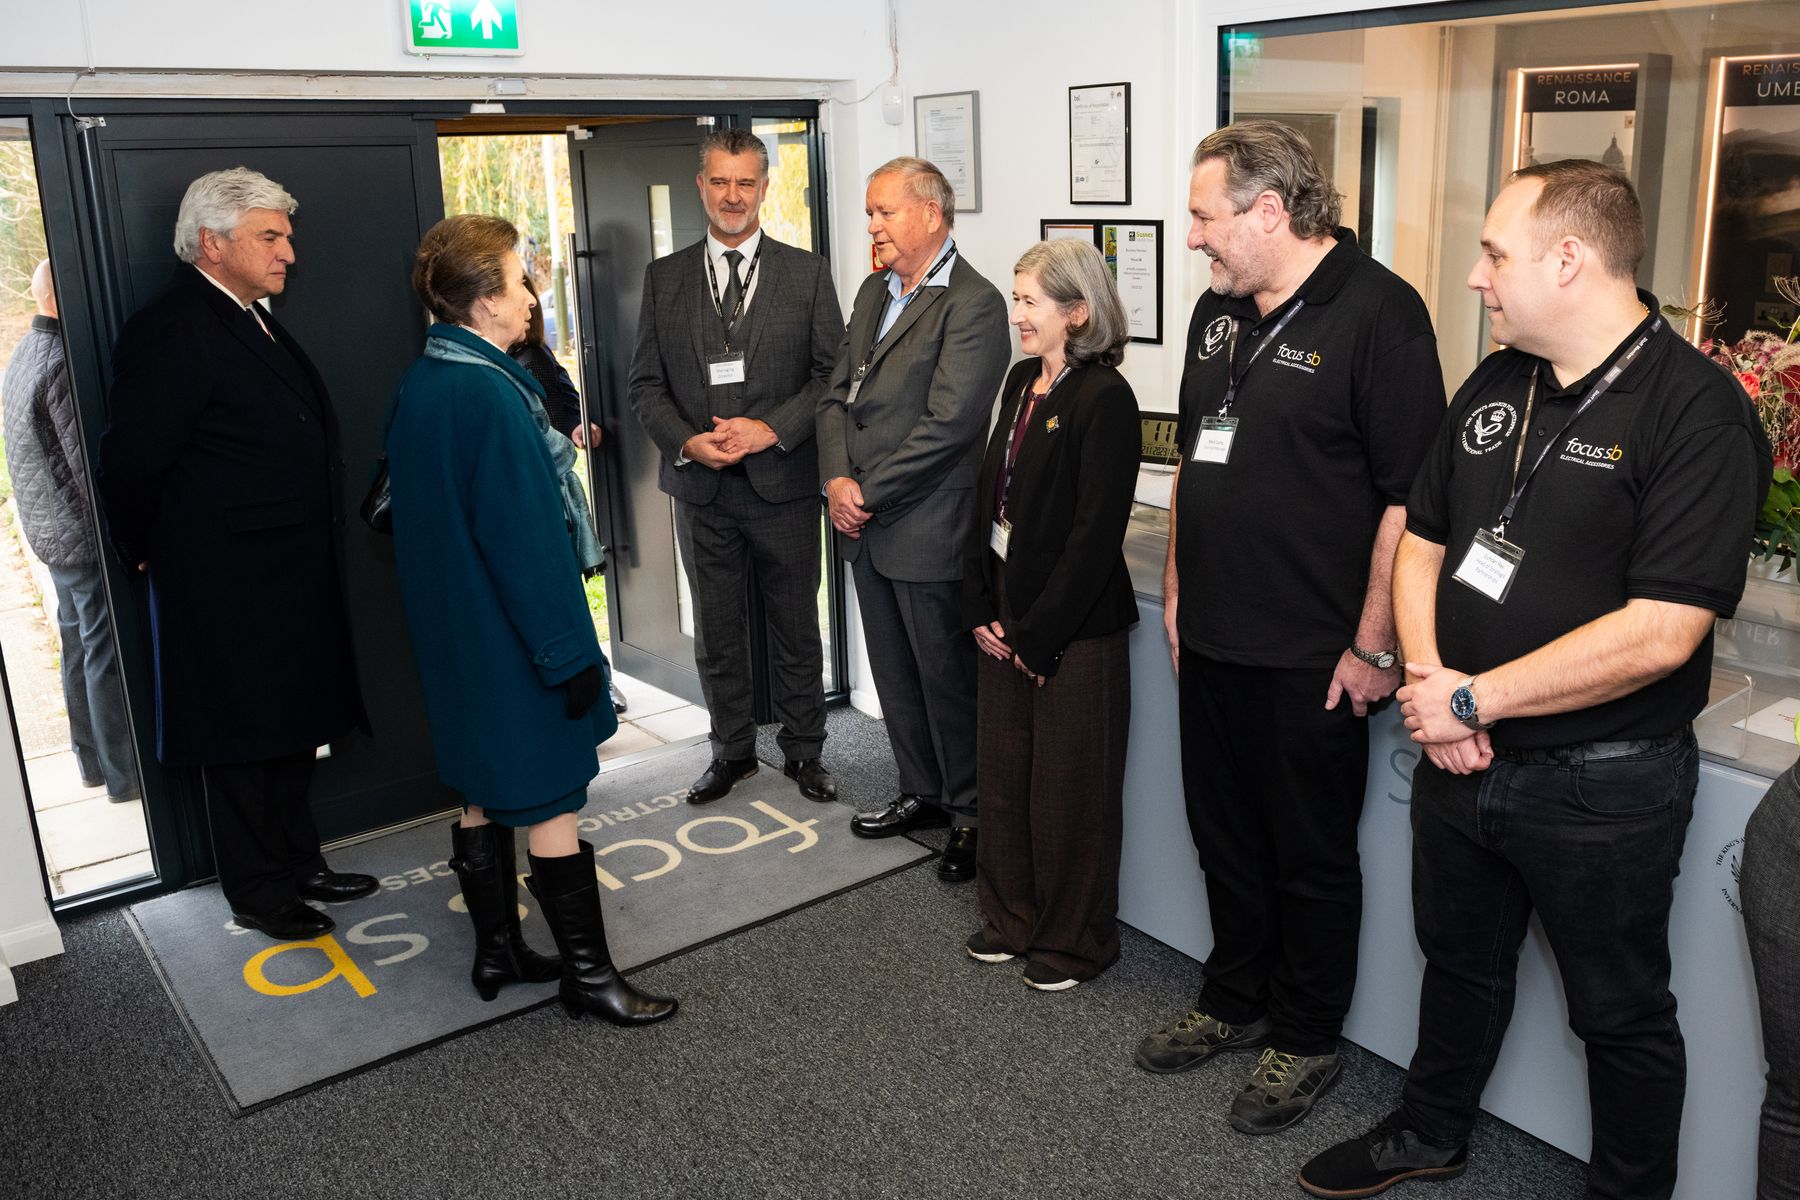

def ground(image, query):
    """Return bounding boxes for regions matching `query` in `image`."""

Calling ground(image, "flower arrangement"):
[1689,278,1800,571]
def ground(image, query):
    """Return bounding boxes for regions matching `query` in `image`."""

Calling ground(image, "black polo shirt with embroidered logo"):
[1174,228,1447,667]
[1405,293,1771,748]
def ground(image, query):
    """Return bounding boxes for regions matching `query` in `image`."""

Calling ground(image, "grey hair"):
[1192,120,1341,241]
[172,167,297,264]
[1014,239,1129,368]
[868,156,955,229]
[697,127,769,176]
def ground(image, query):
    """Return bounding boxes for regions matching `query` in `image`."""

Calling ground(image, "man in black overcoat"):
[98,166,374,941]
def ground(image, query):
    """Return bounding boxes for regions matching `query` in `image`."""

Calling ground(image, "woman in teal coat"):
[388,214,674,1027]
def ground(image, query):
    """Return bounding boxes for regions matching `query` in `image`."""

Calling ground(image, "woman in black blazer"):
[960,238,1141,991]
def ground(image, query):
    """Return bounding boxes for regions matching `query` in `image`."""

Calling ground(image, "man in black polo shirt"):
[1299,161,1768,1199]
[1132,121,1446,1134]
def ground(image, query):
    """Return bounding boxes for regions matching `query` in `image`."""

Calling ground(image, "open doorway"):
[0,118,151,901]
[437,125,712,762]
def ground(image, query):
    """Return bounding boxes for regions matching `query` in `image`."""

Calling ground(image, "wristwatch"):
[1350,643,1398,670]
[1450,676,1493,731]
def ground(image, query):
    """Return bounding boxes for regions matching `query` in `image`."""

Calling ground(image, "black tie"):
[720,249,744,323]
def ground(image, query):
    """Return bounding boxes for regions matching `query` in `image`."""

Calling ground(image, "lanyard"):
[863,243,957,370]
[1216,299,1304,416]
[998,365,1072,518]
[1493,318,1660,538]
[703,237,764,350]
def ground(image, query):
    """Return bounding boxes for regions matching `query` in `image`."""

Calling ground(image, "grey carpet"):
[5,706,1584,1198]
[124,740,926,1113]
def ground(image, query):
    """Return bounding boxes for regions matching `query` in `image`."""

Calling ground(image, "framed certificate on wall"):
[1069,83,1131,204]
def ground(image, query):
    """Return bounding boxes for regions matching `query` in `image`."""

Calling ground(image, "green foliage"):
[0,141,48,325]
[584,570,610,643]
[1757,468,1800,574]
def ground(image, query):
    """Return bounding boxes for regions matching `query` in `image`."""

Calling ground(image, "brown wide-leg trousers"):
[974,614,1131,981]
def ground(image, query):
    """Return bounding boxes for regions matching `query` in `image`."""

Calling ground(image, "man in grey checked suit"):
[817,156,1010,882]
[629,127,845,807]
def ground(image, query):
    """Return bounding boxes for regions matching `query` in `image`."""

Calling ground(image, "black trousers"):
[976,618,1130,980]
[674,475,827,761]
[850,553,978,824]
[201,749,327,915]
[1180,652,1369,1055]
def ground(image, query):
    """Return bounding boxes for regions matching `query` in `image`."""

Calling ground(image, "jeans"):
[48,560,137,799]
[1399,730,1698,1200]
[1743,762,1800,1200]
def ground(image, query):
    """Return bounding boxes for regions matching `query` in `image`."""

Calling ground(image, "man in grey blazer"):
[629,127,845,807]
[817,156,1010,881]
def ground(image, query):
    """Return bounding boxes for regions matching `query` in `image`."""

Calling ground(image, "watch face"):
[1450,687,1476,721]
[1375,652,1397,669]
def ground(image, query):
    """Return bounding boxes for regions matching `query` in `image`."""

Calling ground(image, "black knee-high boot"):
[526,841,678,1026]
[449,822,561,1001]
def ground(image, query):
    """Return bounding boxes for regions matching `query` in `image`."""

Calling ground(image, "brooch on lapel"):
[1044,415,1061,433]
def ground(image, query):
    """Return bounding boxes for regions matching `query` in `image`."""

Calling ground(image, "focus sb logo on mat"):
[234,796,820,1001]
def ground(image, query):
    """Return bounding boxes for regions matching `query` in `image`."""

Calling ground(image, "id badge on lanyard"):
[1452,528,1525,603]
[1190,301,1302,465]
[708,352,746,387]
[1450,321,1656,605]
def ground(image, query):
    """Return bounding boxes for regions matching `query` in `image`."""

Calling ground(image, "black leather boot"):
[525,841,678,1026]
[449,822,561,1001]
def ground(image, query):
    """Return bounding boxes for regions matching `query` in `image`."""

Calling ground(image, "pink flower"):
[1741,371,1763,399]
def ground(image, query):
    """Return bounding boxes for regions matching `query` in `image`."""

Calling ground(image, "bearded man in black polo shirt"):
[1132,121,1447,1134]
[1299,162,1769,1199]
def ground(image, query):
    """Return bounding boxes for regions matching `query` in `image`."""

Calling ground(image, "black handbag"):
[360,456,393,534]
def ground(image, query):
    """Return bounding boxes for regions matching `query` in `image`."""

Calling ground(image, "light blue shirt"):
[875,237,957,342]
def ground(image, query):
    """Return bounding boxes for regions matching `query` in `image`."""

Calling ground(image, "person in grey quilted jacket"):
[1,259,138,802]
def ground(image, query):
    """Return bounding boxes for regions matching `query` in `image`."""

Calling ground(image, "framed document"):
[1039,219,1097,243]
[1035,219,1163,343]
[1101,220,1162,343]
[914,90,982,214]
[1069,82,1131,204]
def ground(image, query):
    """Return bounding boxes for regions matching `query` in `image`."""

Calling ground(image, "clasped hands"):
[1398,660,1494,776]
[824,476,872,540]
[973,620,1045,687]
[683,416,777,470]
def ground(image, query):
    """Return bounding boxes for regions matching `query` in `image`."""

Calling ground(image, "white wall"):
[5,0,892,82]
[888,0,1183,413]
[0,678,65,1005]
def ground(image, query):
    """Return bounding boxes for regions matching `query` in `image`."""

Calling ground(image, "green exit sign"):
[405,0,523,56]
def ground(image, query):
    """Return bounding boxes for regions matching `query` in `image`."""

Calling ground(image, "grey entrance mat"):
[124,742,932,1114]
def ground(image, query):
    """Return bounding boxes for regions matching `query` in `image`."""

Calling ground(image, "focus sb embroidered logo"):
[1197,315,1233,360]
[1273,343,1321,373]
[1560,436,1624,470]
[1459,401,1518,455]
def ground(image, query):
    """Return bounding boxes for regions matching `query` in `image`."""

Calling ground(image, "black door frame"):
[6,93,843,915]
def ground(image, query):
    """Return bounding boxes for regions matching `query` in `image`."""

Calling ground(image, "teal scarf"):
[424,332,605,578]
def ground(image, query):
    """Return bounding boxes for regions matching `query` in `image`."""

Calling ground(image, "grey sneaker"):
[1133,1009,1271,1074]
[1228,1047,1343,1135]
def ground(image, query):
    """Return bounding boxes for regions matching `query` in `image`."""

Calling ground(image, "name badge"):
[990,518,1011,561]
[1452,528,1526,604]
[707,352,747,387]
[1191,415,1239,464]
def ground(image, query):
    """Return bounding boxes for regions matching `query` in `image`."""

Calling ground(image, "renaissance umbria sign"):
[1724,54,1800,107]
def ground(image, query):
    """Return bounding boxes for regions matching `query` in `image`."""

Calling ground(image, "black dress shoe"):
[609,678,628,714]
[234,900,335,941]
[687,757,758,805]
[784,758,838,802]
[297,870,380,902]
[850,794,950,839]
[938,826,978,882]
